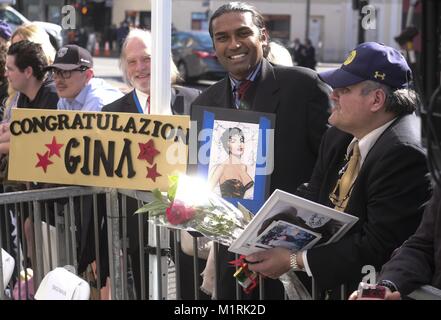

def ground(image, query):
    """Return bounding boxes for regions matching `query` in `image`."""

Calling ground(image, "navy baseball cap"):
[319,42,411,90]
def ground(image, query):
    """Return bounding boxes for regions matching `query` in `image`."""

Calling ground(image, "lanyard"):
[132,90,145,114]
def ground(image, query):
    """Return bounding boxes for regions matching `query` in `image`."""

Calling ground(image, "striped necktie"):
[236,80,252,109]
[330,141,361,212]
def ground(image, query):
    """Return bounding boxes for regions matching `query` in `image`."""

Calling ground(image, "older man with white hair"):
[102,28,201,299]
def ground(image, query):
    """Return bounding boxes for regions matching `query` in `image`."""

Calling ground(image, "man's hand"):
[349,288,402,300]
[245,247,292,279]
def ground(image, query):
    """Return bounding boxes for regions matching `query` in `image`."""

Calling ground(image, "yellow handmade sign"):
[8,109,189,191]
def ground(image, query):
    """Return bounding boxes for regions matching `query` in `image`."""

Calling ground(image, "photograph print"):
[208,120,258,200]
[229,189,359,256]
[253,220,321,252]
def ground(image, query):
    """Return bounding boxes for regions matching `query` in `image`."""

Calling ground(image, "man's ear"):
[371,88,387,112]
[85,68,94,82]
[260,28,269,45]
[24,66,33,79]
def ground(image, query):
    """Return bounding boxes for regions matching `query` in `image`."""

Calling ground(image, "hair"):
[360,80,418,116]
[7,40,48,81]
[0,42,8,83]
[265,41,293,67]
[209,2,266,38]
[11,23,56,64]
[120,28,181,87]
[221,127,245,153]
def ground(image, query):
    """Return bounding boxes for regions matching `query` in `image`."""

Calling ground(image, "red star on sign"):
[45,136,64,158]
[146,163,161,182]
[138,139,160,164]
[35,151,53,173]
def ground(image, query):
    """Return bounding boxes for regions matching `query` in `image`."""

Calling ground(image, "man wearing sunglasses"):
[46,44,122,112]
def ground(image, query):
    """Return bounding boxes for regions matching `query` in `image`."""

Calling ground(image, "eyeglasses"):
[52,67,88,80]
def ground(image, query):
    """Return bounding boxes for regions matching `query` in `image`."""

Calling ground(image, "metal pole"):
[305,0,311,41]
[150,0,172,300]
[106,188,122,300]
[151,0,171,113]
[32,201,43,287]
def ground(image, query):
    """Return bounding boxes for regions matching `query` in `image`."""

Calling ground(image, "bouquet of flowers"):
[135,174,250,246]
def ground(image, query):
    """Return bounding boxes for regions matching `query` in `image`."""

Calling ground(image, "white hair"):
[266,41,293,67]
[119,28,180,86]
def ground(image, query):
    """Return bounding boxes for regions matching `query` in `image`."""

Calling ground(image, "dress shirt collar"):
[58,80,92,111]
[347,118,396,168]
[229,60,262,91]
[135,89,149,114]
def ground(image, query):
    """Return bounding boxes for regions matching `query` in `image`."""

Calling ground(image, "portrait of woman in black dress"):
[209,127,254,199]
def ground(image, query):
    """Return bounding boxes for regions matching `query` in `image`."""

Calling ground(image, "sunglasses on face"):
[52,67,89,80]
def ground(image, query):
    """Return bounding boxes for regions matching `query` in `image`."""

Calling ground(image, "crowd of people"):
[0,0,440,301]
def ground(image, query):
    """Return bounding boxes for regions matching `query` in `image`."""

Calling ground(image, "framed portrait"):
[190,106,276,214]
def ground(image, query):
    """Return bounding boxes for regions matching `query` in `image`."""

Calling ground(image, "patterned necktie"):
[330,141,361,212]
[236,80,252,109]
[146,96,150,114]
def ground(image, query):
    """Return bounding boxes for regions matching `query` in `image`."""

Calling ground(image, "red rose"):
[166,200,195,225]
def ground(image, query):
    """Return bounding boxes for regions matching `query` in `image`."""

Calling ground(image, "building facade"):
[170,0,403,62]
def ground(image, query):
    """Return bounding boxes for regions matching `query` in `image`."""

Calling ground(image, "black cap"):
[47,45,93,71]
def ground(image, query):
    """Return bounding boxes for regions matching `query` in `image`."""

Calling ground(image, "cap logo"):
[343,50,356,65]
[57,47,68,58]
[374,71,386,80]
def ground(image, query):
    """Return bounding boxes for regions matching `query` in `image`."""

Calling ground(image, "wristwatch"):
[290,252,301,271]
[377,280,398,293]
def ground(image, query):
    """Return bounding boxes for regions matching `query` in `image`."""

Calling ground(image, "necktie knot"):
[237,80,252,101]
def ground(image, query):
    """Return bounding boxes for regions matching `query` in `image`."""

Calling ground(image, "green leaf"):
[152,188,164,201]
[135,200,169,214]
[167,174,179,201]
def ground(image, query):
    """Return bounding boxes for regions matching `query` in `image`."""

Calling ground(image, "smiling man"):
[102,28,202,300]
[191,2,331,299]
[246,42,431,299]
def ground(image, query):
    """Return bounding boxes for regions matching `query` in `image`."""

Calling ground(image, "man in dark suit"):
[191,2,331,299]
[246,42,431,299]
[350,113,441,300]
[101,28,200,299]
[103,29,199,115]
[348,185,441,300]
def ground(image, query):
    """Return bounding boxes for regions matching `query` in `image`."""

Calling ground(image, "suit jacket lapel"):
[358,116,403,177]
[217,78,233,108]
[129,89,143,113]
[253,59,280,113]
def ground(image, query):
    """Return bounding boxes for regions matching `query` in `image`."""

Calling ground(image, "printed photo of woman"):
[209,126,256,199]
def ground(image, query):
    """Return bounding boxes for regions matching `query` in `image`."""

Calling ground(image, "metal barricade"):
[4,186,439,301]
[0,186,107,300]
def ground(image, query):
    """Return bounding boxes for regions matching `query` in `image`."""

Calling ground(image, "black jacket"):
[378,185,441,295]
[299,114,431,292]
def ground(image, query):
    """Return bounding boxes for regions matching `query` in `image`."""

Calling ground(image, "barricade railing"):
[0,186,107,300]
[2,186,440,301]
